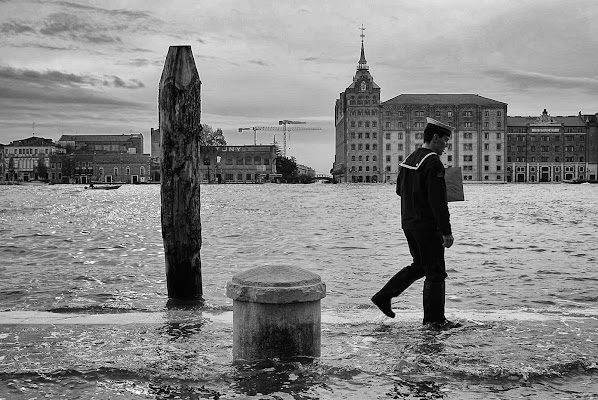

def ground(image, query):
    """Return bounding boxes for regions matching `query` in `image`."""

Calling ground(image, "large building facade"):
[506,109,597,182]
[2,136,65,182]
[199,145,279,183]
[332,41,508,183]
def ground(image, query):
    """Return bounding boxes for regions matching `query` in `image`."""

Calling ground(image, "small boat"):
[563,179,598,184]
[85,184,121,190]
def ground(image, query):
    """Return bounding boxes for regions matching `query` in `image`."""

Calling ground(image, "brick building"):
[2,136,65,182]
[506,109,596,182]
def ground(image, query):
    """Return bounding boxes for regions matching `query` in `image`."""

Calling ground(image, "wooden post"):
[159,45,203,300]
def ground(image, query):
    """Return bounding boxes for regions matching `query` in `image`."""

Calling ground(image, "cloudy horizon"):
[1,0,597,173]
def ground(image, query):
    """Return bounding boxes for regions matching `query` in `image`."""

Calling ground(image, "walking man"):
[371,117,459,328]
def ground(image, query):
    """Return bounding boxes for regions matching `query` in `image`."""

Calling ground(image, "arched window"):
[126,166,131,175]
[264,158,270,165]
[114,167,118,176]
[99,167,104,176]
[245,156,252,165]
[254,156,261,164]
[226,157,233,165]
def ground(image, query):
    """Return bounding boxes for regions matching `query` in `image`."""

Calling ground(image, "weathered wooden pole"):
[159,45,203,300]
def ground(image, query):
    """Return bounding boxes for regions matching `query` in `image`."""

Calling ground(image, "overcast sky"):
[1,0,597,173]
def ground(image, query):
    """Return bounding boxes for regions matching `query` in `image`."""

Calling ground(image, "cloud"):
[39,12,122,44]
[248,59,268,67]
[0,20,36,34]
[104,76,145,89]
[53,1,155,20]
[0,65,146,91]
[484,68,598,93]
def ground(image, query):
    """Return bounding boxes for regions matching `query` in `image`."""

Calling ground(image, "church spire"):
[357,24,368,70]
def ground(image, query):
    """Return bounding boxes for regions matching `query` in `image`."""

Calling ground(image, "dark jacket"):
[396,148,451,235]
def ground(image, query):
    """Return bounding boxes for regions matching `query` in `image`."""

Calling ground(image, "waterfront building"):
[297,164,316,177]
[2,136,65,182]
[332,36,508,183]
[506,109,596,182]
[57,133,144,154]
[48,133,150,184]
[200,145,279,183]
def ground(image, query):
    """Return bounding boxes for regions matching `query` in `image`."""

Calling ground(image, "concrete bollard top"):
[226,265,326,304]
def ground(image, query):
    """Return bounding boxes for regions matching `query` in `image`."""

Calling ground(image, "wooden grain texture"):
[159,45,203,299]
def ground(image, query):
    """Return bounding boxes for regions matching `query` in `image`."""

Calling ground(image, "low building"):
[506,110,595,182]
[296,164,316,177]
[200,145,279,183]
[2,136,65,182]
[57,133,144,154]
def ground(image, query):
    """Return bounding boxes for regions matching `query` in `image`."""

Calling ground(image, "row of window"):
[509,156,586,163]
[351,155,377,162]
[350,166,378,172]
[509,135,583,141]
[350,143,377,151]
[350,121,377,128]
[382,121,502,129]
[349,109,377,116]
[350,132,377,139]
[509,146,584,152]
[4,148,52,155]
[221,157,270,166]
[219,173,262,182]
[385,110,503,118]
[349,99,378,105]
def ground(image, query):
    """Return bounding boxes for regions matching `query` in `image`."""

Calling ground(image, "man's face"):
[432,134,450,155]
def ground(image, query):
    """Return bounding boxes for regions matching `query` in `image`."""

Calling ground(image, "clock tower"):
[332,26,381,183]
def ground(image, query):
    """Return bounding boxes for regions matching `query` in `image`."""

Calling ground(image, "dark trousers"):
[374,229,448,322]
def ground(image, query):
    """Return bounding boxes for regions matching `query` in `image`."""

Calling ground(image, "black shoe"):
[371,293,395,318]
[424,318,462,330]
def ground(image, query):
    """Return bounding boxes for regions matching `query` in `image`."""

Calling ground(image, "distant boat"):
[85,184,121,190]
[563,179,598,184]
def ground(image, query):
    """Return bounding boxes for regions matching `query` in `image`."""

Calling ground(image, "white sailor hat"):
[425,117,453,136]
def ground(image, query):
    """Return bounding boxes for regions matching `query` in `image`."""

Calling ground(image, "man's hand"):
[442,234,454,248]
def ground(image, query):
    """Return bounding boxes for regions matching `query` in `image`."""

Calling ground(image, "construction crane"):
[238,120,321,157]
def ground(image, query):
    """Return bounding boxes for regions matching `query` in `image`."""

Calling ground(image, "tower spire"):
[357,25,368,70]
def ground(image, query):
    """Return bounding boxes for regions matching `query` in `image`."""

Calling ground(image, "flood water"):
[1,183,597,399]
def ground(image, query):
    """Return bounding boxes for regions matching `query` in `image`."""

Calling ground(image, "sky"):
[1,0,598,174]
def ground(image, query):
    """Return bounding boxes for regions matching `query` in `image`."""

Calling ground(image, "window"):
[447,111,453,117]
[398,144,403,151]
[358,144,363,150]
[359,156,363,161]
[464,122,473,128]
[497,144,502,150]
[365,166,370,172]
[358,166,363,171]
[484,144,489,150]
[414,122,424,128]
[386,122,390,128]
[485,111,489,116]
[448,155,452,162]
[365,144,370,150]
[497,110,502,116]
[351,144,356,150]
[398,111,403,117]
[114,167,118,176]
[372,132,377,139]
[372,144,377,150]
[496,132,501,140]
[463,111,472,117]
[484,155,489,162]
[358,121,362,127]
[398,133,403,139]
[435,110,441,117]
[484,132,490,139]
[373,155,377,161]
[365,132,370,139]
[386,144,391,151]
[415,110,424,117]
[351,156,356,161]
[351,121,355,127]
[372,121,377,127]
[358,132,363,139]
[365,122,370,128]
[140,167,145,176]
[484,122,489,128]
[351,132,356,139]
[385,133,391,139]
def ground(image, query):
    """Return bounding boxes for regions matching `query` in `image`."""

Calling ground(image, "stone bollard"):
[226,265,326,362]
